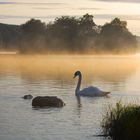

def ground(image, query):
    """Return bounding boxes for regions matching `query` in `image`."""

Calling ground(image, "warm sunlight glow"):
[1,1,140,140]
[0,55,139,83]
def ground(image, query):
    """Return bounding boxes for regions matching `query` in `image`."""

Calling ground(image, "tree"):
[46,16,79,52]
[111,18,127,28]
[79,14,96,35]
[21,18,46,38]
[45,14,98,53]
[20,19,47,53]
[96,18,137,54]
[0,14,137,54]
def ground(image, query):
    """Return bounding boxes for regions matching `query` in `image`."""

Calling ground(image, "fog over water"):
[0,55,140,140]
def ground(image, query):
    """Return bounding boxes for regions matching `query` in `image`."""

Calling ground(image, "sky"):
[0,0,140,35]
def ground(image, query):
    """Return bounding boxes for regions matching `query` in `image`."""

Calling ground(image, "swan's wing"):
[79,86,103,96]
[79,86,110,96]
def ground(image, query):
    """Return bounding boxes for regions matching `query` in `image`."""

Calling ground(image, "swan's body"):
[74,71,110,97]
[77,86,109,96]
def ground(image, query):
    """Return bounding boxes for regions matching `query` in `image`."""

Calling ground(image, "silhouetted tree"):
[78,14,96,35]
[46,16,79,52]
[96,18,137,54]
[0,15,138,54]
[20,19,47,53]
[76,14,98,52]
[0,23,20,50]
[46,14,98,53]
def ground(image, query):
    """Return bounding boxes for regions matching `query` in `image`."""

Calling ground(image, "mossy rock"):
[32,96,65,107]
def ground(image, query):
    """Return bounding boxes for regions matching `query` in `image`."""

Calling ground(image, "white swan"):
[74,71,110,97]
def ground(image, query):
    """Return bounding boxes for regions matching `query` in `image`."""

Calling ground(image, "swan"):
[73,71,110,97]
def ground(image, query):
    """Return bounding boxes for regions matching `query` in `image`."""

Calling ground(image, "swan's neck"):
[75,74,82,95]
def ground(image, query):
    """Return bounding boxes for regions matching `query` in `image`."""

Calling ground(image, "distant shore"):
[0,14,138,54]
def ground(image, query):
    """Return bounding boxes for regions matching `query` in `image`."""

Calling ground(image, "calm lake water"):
[0,55,140,140]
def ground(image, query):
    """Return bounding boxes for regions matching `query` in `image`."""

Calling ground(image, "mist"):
[0,14,138,54]
[0,55,138,83]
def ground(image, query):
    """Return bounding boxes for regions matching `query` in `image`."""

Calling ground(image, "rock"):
[22,94,33,99]
[32,96,65,107]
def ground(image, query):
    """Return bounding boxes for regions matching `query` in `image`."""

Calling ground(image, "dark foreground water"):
[0,55,140,140]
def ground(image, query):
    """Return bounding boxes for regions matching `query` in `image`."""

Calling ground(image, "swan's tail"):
[102,91,110,96]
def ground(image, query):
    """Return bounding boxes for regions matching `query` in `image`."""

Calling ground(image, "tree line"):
[0,14,138,54]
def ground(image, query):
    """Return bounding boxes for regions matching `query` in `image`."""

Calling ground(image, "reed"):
[101,101,140,140]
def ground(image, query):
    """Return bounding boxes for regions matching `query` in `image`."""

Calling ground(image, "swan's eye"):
[74,71,81,77]
[75,72,78,76]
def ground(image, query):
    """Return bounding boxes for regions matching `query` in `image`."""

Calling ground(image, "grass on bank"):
[101,102,140,140]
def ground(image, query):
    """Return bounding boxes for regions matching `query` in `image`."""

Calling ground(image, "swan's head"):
[73,71,81,78]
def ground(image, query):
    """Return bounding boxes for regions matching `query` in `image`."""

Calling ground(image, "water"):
[0,55,140,140]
